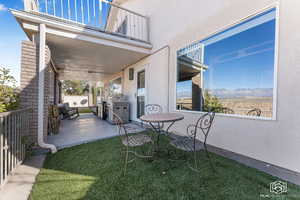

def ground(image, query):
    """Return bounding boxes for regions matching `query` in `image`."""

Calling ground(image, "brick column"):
[20,41,53,144]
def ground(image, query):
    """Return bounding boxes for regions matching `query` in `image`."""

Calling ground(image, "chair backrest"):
[58,103,68,115]
[48,105,54,118]
[53,105,60,117]
[111,109,129,141]
[49,105,60,118]
[145,104,162,115]
[247,108,261,117]
[187,112,215,139]
[64,103,71,110]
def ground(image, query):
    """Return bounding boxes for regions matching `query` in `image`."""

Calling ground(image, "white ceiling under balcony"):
[11,9,152,81]
[47,34,149,81]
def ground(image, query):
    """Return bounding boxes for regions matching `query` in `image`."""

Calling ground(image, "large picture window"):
[176,8,277,119]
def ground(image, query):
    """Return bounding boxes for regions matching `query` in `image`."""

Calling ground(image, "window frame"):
[174,4,280,121]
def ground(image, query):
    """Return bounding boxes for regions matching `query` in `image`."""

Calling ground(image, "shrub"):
[0,67,20,112]
[203,90,224,113]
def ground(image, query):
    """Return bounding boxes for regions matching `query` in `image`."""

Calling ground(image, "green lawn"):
[78,108,92,114]
[29,133,300,200]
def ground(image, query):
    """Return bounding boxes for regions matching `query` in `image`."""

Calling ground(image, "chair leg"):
[194,150,197,170]
[76,111,80,118]
[167,141,188,163]
[186,150,200,173]
[204,140,216,172]
[124,147,129,175]
[140,144,149,158]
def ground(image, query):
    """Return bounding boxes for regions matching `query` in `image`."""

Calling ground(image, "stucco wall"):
[119,0,300,173]
[123,48,169,121]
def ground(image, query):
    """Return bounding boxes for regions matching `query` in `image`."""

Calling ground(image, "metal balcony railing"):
[24,0,150,43]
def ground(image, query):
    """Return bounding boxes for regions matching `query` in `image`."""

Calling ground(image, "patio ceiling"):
[11,9,152,81]
[47,34,149,81]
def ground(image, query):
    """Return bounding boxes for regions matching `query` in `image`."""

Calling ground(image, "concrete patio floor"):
[47,113,145,149]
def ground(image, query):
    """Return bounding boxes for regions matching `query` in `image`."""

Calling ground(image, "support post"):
[24,0,38,11]
[89,81,94,106]
[38,24,57,153]
[24,0,31,11]
[146,17,150,42]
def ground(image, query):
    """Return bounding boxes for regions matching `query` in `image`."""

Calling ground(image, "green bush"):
[203,90,224,113]
[0,67,19,112]
[61,80,89,96]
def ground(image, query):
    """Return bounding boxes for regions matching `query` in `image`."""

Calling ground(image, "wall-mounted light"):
[129,68,134,80]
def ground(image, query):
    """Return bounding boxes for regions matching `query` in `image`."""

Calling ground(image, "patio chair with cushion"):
[112,110,154,175]
[170,112,215,172]
[58,103,79,120]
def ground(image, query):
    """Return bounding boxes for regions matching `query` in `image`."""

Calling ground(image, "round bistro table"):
[140,113,184,152]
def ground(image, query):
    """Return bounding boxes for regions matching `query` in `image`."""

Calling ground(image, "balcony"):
[11,0,152,81]
[23,0,150,43]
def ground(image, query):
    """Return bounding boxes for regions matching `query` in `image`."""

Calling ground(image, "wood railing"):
[0,108,31,188]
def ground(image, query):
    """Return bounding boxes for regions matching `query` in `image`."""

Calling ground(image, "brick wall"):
[48,63,55,104]
[20,41,55,144]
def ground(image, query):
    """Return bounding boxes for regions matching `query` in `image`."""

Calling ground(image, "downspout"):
[166,46,170,112]
[38,23,57,153]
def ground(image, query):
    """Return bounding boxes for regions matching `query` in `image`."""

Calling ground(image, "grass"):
[29,133,300,200]
[78,108,92,113]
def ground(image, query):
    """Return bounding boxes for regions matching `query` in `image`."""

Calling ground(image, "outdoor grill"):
[107,96,130,124]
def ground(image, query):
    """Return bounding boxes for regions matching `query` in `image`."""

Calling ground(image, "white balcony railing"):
[24,0,150,43]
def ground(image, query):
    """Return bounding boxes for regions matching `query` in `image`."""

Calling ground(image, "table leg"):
[166,121,175,135]
[149,122,164,153]
[149,121,177,154]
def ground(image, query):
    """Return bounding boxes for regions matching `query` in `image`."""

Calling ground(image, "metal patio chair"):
[143,104,163,129]
[145,104,163,115]
[112,111,154,175]
[170,112,216,172]
[247,108,262,117]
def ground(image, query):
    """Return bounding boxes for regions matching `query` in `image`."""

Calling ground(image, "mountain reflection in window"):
[176,8,276,118]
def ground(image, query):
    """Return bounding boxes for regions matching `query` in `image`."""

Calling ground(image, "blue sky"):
[38,0,112,29]
[0,0,112,85]
[0,0,26,85]
[202,19,275,90]
[177,8,276,98]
